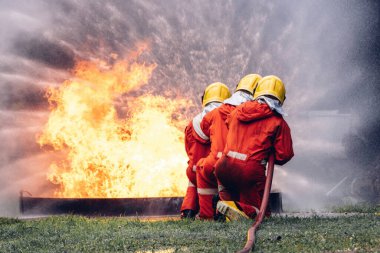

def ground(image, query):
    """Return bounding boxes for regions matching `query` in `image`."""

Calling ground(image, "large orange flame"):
[38,51,191,198]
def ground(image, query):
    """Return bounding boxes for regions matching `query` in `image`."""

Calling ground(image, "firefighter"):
[215,75,294,221]
[194,74,262,220]
[180,82,231,219]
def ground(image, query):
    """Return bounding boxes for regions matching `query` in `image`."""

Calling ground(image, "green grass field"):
[0,210,379,252]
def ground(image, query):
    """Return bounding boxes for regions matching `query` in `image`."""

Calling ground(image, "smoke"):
[0,0,379,216]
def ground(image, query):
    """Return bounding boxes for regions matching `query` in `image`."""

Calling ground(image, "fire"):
[38,50,191,198]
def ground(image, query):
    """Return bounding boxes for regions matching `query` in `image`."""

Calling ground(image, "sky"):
[0,0,379,215]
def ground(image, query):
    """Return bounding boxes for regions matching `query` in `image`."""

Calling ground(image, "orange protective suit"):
[180,120,210,214]
[215,100,294,218]
[195,103,236,219]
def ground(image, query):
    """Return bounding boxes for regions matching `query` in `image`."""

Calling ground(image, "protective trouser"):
[215,155,269,218]
[180,165,198,212]
[196,155,219,219]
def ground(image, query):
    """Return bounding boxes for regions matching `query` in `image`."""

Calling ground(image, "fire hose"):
[236,152,275,253]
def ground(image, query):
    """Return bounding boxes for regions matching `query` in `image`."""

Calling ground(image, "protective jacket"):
[225,99,293,165]
[196,103,235,158]
[215,100,294,218]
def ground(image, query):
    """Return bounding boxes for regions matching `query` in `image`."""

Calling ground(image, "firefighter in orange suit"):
[215,75,294,221]
[194,74,262,220]
[180,82,231,218]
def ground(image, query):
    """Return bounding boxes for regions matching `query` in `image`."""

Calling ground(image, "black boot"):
[212,194,226,222]
[181,209,197,220]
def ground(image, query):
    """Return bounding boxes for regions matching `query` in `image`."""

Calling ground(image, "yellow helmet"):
[202,82,231,106]
[253,75,286,104]
[235,74,262,94]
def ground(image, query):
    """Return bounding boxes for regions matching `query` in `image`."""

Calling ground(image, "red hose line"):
[236,153,275,253]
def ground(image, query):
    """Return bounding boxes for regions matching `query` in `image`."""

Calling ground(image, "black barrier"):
[20,193,282,216]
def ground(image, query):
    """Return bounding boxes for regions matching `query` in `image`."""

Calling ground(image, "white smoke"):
[0,0,378,216]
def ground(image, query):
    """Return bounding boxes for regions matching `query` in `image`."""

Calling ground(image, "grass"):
[0,214,379,252]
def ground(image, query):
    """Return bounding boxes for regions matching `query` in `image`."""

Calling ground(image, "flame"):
[38,50,191,198]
